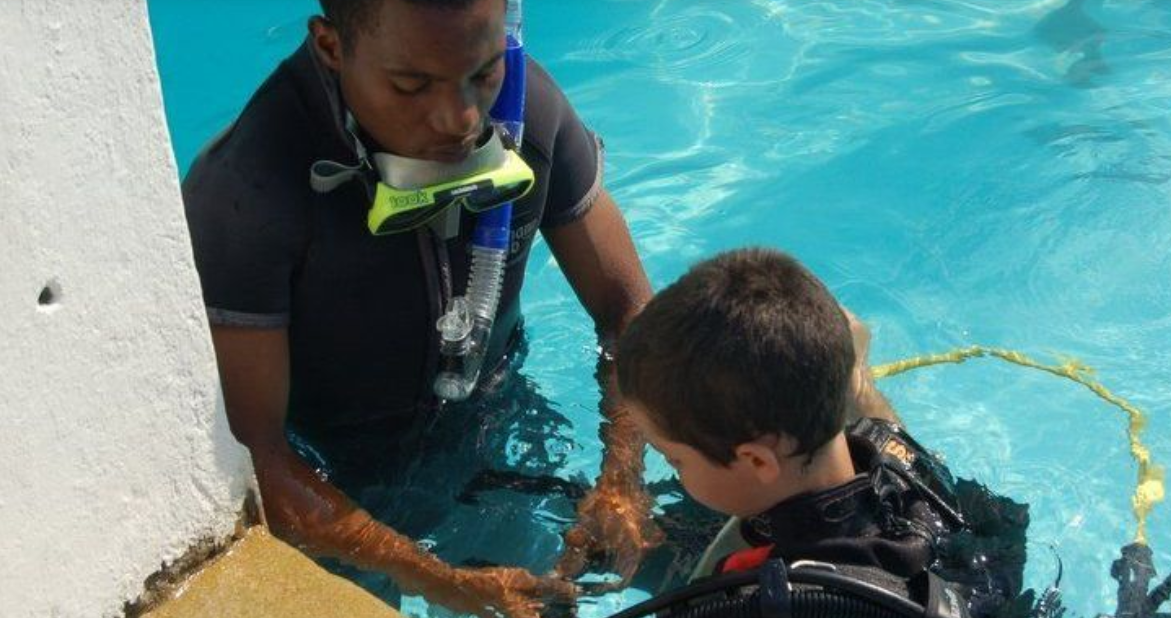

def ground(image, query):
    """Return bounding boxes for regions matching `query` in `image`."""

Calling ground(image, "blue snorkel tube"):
[433,0,526,402]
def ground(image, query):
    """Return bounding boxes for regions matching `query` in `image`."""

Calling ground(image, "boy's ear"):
[734,437,784,484]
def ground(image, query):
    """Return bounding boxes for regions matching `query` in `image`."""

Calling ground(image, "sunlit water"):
[150,1,1171,616]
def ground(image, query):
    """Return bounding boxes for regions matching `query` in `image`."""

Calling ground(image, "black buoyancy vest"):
[717,418,974,615]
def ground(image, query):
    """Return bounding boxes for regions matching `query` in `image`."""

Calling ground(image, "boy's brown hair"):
[616,248,854,465]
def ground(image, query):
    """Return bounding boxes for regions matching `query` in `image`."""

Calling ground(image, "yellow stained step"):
[144,526,403,618]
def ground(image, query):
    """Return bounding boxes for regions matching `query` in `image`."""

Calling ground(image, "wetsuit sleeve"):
[526,61,605,230]
[182,141,308,328]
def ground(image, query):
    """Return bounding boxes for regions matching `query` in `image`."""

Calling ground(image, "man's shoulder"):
[524,57,567,108]
[184,43,329,206]
[521,56,581,162]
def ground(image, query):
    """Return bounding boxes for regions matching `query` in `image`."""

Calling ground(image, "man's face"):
[322,0,507,162]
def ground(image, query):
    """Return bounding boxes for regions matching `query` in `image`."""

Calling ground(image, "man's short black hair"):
[616,248,855,465]
[319,0,482,46]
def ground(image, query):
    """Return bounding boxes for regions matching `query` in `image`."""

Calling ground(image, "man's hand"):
[424,566,578,618]
[554,475,663,588]
[211,327,574,618]
[841,307,901,424]
[543,189,659,588]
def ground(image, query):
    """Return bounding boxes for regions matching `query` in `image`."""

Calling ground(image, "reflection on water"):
[1034,0,1108,87]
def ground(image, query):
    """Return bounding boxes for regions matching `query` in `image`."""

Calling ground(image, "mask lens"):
[366,147,536,235]
[460,177,534,213]
[371,206,449,235]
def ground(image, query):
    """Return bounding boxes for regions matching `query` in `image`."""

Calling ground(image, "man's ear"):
[309,15,344,72]
[734,437,783,484]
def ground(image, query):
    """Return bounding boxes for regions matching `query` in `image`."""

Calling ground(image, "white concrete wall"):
[0,1,254,616]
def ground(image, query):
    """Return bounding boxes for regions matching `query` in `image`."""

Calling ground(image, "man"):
[183,0,659,616]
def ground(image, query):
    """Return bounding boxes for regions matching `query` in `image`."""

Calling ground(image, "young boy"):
[615,248,1026,617]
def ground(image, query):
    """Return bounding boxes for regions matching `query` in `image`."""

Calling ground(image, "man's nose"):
[430,84,481,137]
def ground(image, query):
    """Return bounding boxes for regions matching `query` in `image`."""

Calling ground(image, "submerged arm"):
[211,326,573,618]
[543,190,662,583]
[840,309,901,425]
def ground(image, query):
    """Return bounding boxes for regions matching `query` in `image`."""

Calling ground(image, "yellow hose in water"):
[873,345,1165,546]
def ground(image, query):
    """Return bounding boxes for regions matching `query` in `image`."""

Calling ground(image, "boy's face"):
[628,403,783,518]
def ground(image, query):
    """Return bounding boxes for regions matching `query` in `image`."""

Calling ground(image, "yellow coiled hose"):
[873,345,1165,545]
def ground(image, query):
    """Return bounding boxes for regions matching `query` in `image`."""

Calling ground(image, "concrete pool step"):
[141,526,403,618]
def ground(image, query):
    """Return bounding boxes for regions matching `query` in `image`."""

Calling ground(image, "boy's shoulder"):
[727,418,963,573]
[703,418,1029,618]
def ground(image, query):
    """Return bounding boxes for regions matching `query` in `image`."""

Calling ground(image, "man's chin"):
[426,149,474,164]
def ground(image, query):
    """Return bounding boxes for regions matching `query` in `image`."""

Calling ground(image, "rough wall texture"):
[0,1,253,616]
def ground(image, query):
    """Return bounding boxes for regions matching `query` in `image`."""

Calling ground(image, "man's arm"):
[839,309,902,425]
[211,326,573,618]
[542,189,661,584]
[540,189,651,335]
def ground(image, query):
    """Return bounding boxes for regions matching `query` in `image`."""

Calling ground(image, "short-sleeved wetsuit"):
[183,40,603,433]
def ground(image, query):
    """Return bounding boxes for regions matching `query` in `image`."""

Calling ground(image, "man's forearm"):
[598,404,646,487]
[251,444,455,592]
[844,362,902,426]
[593,345,648,489]
[840,308,902,426]
[851,376,901,425]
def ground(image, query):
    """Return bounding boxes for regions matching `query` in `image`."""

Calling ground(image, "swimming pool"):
[149,0,1171,616]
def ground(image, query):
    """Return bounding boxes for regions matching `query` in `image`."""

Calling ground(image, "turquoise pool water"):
[149,0,1171,616]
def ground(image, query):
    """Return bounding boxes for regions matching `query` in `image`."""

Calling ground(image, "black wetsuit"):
[183,40,604,434]
[715,419,1031,618]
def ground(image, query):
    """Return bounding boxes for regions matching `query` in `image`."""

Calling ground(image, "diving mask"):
[310,126,534,235]
[368,129,533,235]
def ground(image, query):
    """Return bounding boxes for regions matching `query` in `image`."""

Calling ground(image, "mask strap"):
[310,159,366,193]
[309,111,372,196]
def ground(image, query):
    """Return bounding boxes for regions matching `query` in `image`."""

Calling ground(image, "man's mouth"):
[427,128,492,162]
[428,143,476,163]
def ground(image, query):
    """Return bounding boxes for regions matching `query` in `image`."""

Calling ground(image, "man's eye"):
[473,61,504,84]
[391,80,428,96]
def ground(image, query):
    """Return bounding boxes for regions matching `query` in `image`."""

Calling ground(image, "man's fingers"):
[557,509,662,584]
[613,539,647,586]
[515,607,539,618]
[554,526,592,578]
[643,519,666,549]
[537,575,580,602]
[505,586,557,618]
[554,550,588,580]
[543,576,581,600]
[506,607,538,618]
[563,525,591,549]
[504,598,542,618]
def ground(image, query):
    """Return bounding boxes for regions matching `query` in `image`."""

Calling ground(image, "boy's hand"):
[427,565,578,618]
[841,307,901,425]
[554,476,663,587]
